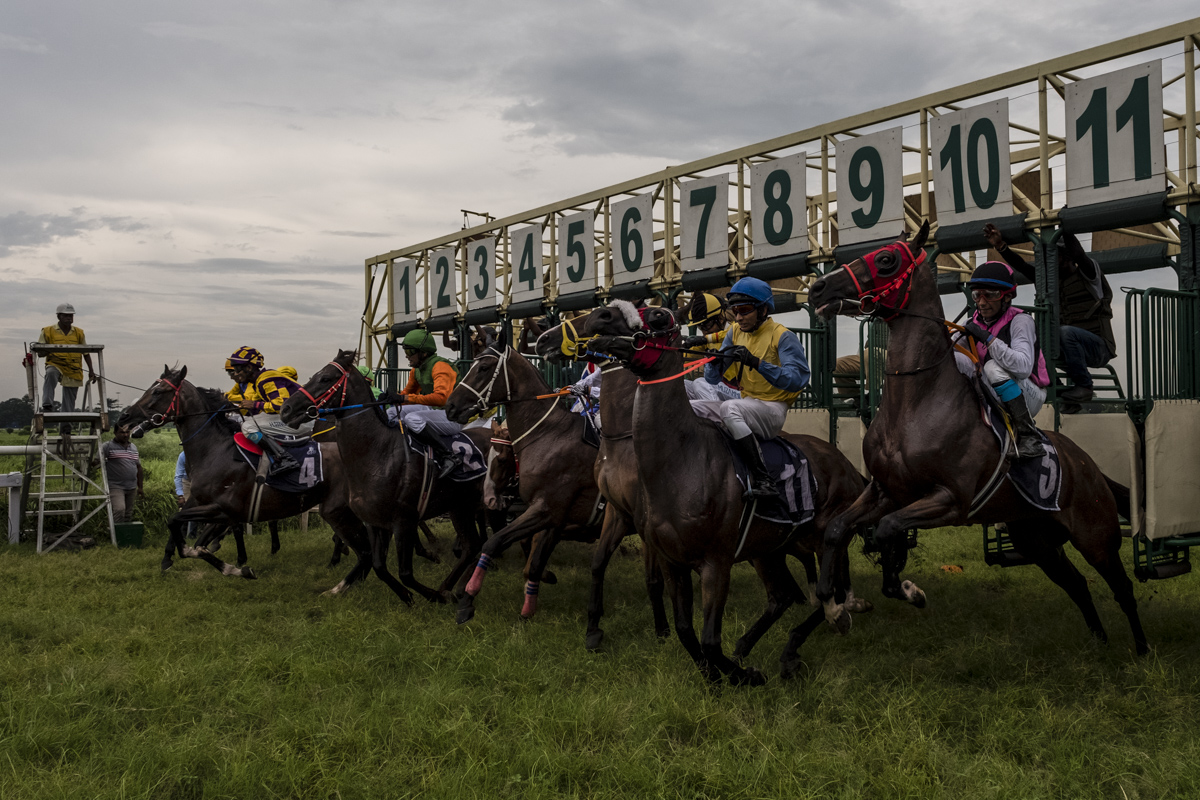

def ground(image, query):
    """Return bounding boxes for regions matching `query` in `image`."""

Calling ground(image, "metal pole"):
[920,108,930,219]
[1038,75,1051,212]
[1186,35,1197,185]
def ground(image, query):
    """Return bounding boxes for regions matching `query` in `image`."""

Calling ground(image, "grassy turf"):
[2,438,1199,798]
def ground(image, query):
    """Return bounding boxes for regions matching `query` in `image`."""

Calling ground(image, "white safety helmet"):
[56,303,76,315]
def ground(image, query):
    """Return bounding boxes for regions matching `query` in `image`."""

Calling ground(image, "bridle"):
[295,361,351,419]
[455,345,512,417]
[835,240,926,321]
[146,377,185,426]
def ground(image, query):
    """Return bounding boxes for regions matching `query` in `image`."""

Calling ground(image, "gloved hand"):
[681,335,708,349]
[961,321,993,344]
[378,390,401,405]
[725,345,761,370]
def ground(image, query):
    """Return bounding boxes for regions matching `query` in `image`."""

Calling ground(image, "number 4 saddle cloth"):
[404,431,488,483]
[233,433,324,493]
[981,403,1062,512]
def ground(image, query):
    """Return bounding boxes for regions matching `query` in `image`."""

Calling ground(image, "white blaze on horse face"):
[607,299,643,330]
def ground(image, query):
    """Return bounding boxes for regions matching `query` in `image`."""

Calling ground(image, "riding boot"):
[1001,396,1045,460]
[410,427,462,479]
[731,433,779,499]
[260,436,300,477]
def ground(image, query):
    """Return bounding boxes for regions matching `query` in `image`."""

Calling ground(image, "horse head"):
[533,301,640,364]
[587,301,678,373]
[118,364,191,434]
[280,349,362,427]
[444,338,518,424]
[808,220,930,321]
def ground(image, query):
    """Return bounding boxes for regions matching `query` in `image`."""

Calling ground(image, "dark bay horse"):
[279,349,491,604]
[118,367,379,595]
[806,221,1147,654]
[586,305,868,684]
[444,344,605,624]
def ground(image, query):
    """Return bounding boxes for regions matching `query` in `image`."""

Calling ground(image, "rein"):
[296,361,350,417]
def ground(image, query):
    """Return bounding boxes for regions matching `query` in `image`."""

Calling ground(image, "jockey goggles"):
[728,302,761,317]
[970,288,1010,301]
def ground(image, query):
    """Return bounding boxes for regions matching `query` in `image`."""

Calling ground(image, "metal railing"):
[1125,286,1200,415]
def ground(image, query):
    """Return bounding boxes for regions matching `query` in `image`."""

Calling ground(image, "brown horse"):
[117,367,380,596]
[806,221,1147,654]
[279,349,493,604]
[585,304,868,684]
[444,343,605,624]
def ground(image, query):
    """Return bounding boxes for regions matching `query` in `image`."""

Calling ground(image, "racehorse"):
[444,342,606,624]
[806,221,1148,655]
[585,304,869,684]
[279,349,493,604]
[118,367,381,596]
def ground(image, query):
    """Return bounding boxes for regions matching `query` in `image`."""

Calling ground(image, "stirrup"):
[267,456,299,476]
[436,455,460,479]
[746,476,779,499]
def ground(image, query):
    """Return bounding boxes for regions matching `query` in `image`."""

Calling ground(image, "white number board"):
[465,236,497,310]
[428,246,457,315]
[610,194,654,285]
[835,127,904,246]
[1065,60,1165,206]
[680,174,729,271]
[751,153,809,259]
[930,100,1012,226]
[558,210,595,293]
[392,258,420,325]
[508,224,545,306]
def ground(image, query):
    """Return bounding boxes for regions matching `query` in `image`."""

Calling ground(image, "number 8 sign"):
[751,152,809,259]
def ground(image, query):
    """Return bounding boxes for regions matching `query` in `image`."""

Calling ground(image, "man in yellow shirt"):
[37,303,94,412]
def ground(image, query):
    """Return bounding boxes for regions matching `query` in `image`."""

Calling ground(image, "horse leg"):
[414,519,440,564]
[779,606,827,681]
[367,524,415,606]
[644,541,670,641]
[586,504,632,650]
[1075,536,1149,656]
[733,557,801,662]
[393,518,448,603]
[797,551,818,606]
[698,560,764,687]
[434,507,485,599]
[161,513,185,572]
[169,505,257,579]
[520,528,562,619]
[663,561,714,683]
[870,488,964,609]
[233,524,249,568]
[463,500,552,596]
[269,520,280,556]
[816,480,895,627]
[320,508,373,596]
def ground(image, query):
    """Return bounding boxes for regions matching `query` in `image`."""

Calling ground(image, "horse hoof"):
[456,595,476,625]
[585,629,604,651]
[731,667,767,687]
[779,655,803,681]
[901,580,926,608]
[829,609,852,635]
[241,566,257,580]
[655,627,671,642]
[845,597,875,613]
[732,638,750,661]
[541,570,558,585]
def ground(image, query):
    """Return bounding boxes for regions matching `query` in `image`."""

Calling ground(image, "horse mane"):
[193,386,242,434]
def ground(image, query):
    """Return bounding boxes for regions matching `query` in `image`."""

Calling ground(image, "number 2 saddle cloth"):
[233,433,324,493]
[404,431,488,483]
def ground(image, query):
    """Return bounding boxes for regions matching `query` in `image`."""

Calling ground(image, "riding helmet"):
[727,277,775,312]
[687,292,726,324]
[401,328,437,353]
[228,346,265,368]
[968,261,1018,293]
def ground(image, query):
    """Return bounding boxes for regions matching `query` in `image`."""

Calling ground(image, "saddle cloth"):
[233,433,323,492]
[580,408,601,449]
[405,431,488,483]
[981,403,1062,512]
[727,433,818,526]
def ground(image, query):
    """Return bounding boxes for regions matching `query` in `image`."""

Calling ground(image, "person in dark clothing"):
[983,223,1116,404]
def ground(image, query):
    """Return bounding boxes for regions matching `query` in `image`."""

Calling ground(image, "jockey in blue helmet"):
[953,261,1049,459]
[699,277,810,498]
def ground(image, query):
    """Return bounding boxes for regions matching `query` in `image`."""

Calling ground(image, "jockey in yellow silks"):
[679,291,742,404]
[698,278,810,499]
[227,346,313,476]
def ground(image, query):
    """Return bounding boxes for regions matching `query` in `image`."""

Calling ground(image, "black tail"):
[1104,475,1132,522]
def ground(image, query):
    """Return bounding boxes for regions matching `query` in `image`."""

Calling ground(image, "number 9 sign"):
[835,127,904,246]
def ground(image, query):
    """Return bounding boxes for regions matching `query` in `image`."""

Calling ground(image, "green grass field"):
[2,434,1200,799]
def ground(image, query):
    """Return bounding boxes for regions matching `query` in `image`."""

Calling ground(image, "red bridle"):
[295,361,350,415]
[838,240,926,321]
[148,377,185,425]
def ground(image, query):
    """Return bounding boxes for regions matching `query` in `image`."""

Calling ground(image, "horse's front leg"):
[585,504,634,650]
[233,524,249,568]
[519,528,562,619]
[733,556,801,663]
[457,500,553,623]
[873,487,964,609]
[393,517,447,603]
[816,480,895,627]
[698,560,764,687]
[269,520,281,556]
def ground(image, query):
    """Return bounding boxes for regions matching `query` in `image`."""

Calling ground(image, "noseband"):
[836,240,926,321]
[143,377,184,426]
[455,346,512,416]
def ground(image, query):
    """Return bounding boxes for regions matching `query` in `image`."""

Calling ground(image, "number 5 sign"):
[1065,60,1165,206]
[930,100,1012,226]
[835,127,904,246]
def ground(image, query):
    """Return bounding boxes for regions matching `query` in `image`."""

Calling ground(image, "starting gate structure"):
[360,19,1200,579]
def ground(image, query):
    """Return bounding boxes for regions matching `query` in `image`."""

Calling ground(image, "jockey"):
[700,277,810,498]
[223,357,256,417]
[681,291,730,351]
[386,328,464,479]
[953,262,1049,460]
[357,364,382,399]
[227,346,313,476]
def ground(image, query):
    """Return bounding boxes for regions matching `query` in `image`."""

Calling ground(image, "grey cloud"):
[0,209,148,256]
[323,230,394,238]
[0,33,49,55]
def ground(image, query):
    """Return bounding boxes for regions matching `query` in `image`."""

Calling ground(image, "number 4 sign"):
[1065,60,1165,206]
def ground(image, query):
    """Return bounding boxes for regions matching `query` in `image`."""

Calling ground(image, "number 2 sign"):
[1065,60,1165,206]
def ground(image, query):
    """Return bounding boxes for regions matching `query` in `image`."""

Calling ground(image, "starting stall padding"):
[1142,400,1200,540]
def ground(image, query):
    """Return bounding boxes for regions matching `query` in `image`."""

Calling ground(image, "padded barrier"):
[1143,400,1200,541]
[506,299,546,319]
[463,307,500,325]
[1058,412,1139,491]
[837,416,868,478]
[746,252,813,281]
[424,313,457,332]
[782,408,831,441]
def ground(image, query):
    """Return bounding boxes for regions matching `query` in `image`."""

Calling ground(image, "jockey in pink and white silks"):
[952,261,1049,460]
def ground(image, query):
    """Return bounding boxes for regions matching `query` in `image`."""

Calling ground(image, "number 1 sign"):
[1065,60,1165,206]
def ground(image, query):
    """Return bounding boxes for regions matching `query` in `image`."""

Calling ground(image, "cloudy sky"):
[1,1,1195,404]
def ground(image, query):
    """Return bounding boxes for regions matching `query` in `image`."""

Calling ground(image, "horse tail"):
[1103,474,1132,522]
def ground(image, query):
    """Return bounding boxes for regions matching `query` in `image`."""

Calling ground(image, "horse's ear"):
[162,364,170,377]
[910,220,930,252]
[179,365,188,382]
[498,324,511,350]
